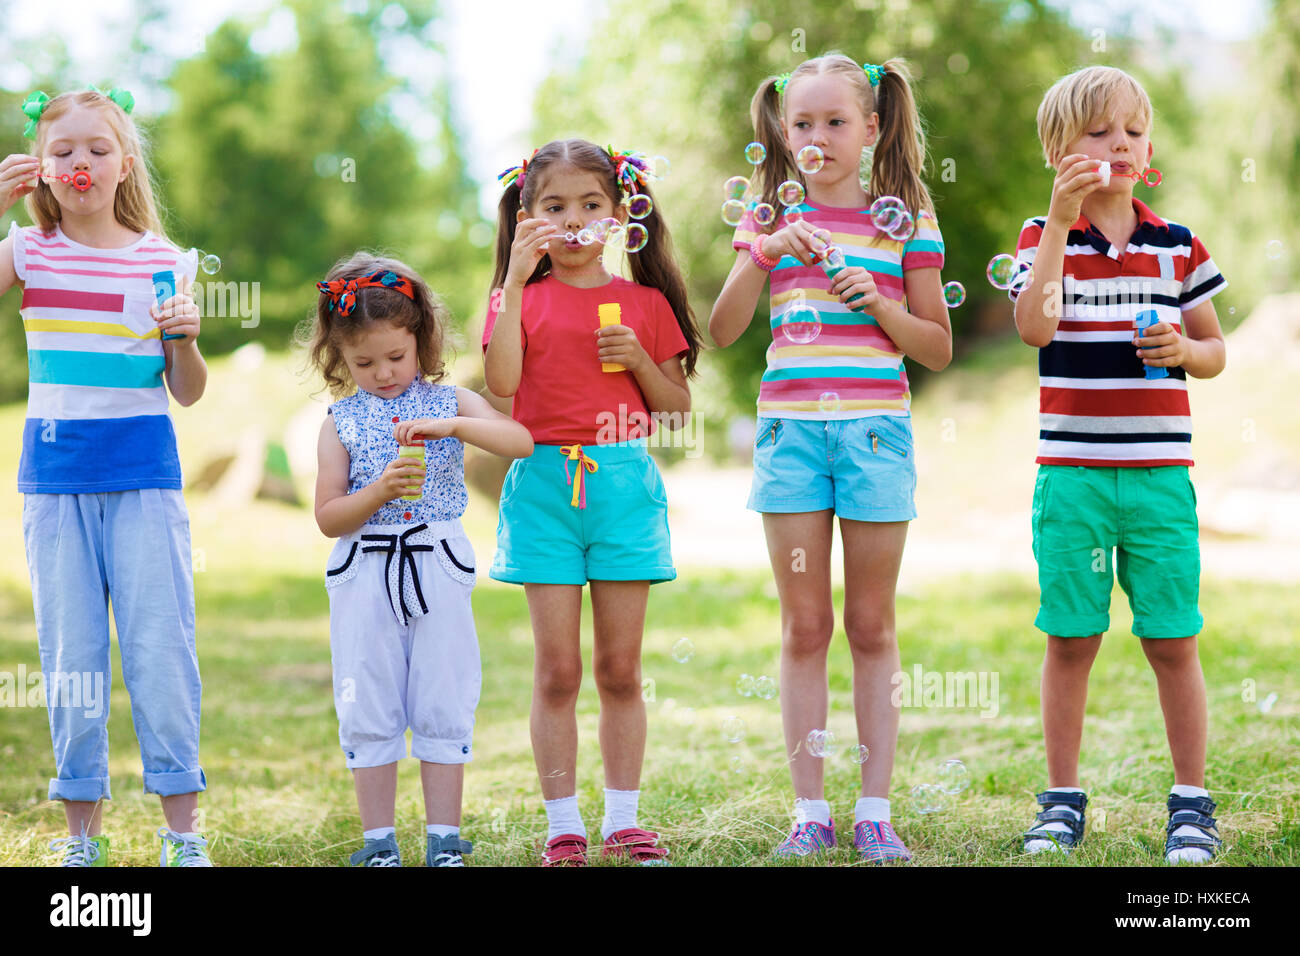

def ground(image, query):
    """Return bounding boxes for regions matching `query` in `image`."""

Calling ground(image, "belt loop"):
[558,444,599,509]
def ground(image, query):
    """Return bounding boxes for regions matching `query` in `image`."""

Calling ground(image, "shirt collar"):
[1071,197,1169,234]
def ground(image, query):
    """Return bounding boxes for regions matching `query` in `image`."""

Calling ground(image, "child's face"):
[40,105,133,215]
[519,164,623,269]
[339,320,419,399]
[784,74,878,185]
[1062,94,1153,189]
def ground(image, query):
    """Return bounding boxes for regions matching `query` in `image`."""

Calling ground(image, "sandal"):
[601,827,669,865]
[1165,794,1222,864]
[1022,790,1087,854]
[541,833,588,867]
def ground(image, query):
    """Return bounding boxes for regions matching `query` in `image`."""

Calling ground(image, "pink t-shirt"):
[482,275,689,445]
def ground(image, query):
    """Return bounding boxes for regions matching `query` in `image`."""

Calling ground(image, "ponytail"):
[748,76,799,215]
[867,58,933,218]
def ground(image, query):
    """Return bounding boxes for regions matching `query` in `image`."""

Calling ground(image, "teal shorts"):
[748,415,917,522]
[490,441,676,586]
[1031,465,1202,639]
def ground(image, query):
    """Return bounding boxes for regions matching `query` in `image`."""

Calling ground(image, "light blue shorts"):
[490,441,676,586]
[748,415,917,522]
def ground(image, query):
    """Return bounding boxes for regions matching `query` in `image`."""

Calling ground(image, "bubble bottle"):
[1134,309,1168,380]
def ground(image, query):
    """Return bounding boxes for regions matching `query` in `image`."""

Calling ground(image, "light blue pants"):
[22,490,206,802]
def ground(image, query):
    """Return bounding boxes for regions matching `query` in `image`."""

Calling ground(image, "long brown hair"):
[490,139,702,377]
[748,53,933,222]
[299,251,448,398]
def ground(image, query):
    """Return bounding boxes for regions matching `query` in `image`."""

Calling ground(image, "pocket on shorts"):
[866,415,912,459]
[638,457,669,507]
[436,536,477,588]
[754,417,784,449]
[498,457,529,509]
[1031,468,1052,556]
[325,539,361,589]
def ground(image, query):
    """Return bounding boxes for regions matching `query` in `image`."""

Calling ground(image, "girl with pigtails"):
[483,139,703,866]
[710,55,952,863]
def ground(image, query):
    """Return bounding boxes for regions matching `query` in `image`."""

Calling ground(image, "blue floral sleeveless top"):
[329,378,468,524]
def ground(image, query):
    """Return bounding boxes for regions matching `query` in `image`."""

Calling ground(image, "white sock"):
[601,788,640,840]
[363,826,396,841]
[854,797,891,825]
[1167,784,1213,864]
[426,823,459,838]
[544,795,587,841]
[1025,787,1083,854]
[794,798,831,827]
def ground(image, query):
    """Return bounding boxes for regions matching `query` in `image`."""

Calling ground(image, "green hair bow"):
[21,85,134,139]
[775,73,791,95]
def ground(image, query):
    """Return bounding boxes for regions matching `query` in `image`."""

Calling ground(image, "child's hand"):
[506,218,558,288]
[1047,153,1105,230]
[828,265,880,312]
[596,323,649,372]
[374,454,426,502]
[760,220,823,265]
[1133,321,1186,368]
[0,154,41,215]
[394,418,458,445]
[152,282,201,342]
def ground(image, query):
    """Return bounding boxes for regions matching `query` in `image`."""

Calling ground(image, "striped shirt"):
[11,221,198,492]
[1012,199,1226,467]
[733,201,944,419]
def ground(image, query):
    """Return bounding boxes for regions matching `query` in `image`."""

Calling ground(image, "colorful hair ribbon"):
[862,63,884,88]
[497,148,538,192]
[316,269,415,316]
[774,73,791,96]
[604,145,650,201]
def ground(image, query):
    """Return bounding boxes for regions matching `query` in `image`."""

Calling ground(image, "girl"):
[0,89,211,866]
[309,251,532,867]
[484,139,702,866]
[709,55,951,863]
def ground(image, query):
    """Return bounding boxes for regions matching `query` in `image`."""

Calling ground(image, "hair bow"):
[775,73,791,95]
[604,145,649,200]
[316,269,415,316]
[497,148,538,191]
[862,63,884,88]
[21,91,49,139]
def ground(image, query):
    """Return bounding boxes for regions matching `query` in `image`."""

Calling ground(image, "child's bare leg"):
[353,763,398,830]
[525,583,584,800]
[160,792,199,832]
[420,762,464,826]
[589,579,649,791]
[1140,636,1206,786]
[63,799,104,837]
[1042,634,1104,786]
[763,511,835,801]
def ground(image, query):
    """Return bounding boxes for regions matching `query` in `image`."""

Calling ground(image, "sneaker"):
[349,834,401,867]
[541,833,588,867]
[158,828,213,867]
[853,820,912,864]
[601,827,669,865]
[49,833,109,867]
[773,820,836,859]
[427,834,473,867]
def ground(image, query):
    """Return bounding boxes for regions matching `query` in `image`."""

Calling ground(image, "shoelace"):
[428,851,464,867]
[366,851,401,867]
[158,828,213,867]
[49,834,100,867]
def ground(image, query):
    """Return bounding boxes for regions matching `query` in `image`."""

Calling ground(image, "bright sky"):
[1,0,1265,214]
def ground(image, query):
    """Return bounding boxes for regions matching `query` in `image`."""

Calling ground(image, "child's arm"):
[826,266,952,371]
[1015,154,1105,347]
[394,387,534,459]
[315,416,426,538]
[1130,301,1226,379]
[595,325,690,420]
[484,218,556,396]
[159,275,207,407]
[0,234,17,299]
[709,220,824,348]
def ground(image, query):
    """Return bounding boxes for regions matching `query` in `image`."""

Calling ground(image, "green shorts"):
[1031,465,1202,639]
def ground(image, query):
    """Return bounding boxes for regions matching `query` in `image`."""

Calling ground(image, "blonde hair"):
[748,53,933,220]
[1037,66,1153,167]
[24,91,167,237]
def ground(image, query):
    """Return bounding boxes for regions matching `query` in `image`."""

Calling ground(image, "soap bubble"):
[730,754,746,774]
[624,223,649,253]
[886,210,915,242]
[589,217,614,243]
[736,674,756,697]
[938,758,970,794]
[1259,691,1278,714]
[1007,263,1034,295]
[942,281,966,307]
[1228,307,1236,315]
[818,391,842,413]
[755,676,777,699]
[745,141,767,165]
[605,222,625,247]
[779,304,822,345]
[650,155,671,179]
[986,254,1017,289]
[805,729,835,758]
[809,228,833,259]
[869,195,908,234]
[671,638,694,663]
[850,745,870,765]
[721,199,747,226]
[200,254,222,275]
[1265,239,1284,260]
[722,716,746,743]
[782,207,804,226]
[724,175,750,200]
[796,145,825,174]
[777,180,806,207]
[577,227,596,246]
[753,203,777,227]
[911,783,950,814]
[628,194,654,220]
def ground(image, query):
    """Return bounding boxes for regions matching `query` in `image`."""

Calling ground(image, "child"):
[0,89,212,866]
[309,251,532,867]
[484,139,702,866]
[709,55,951,863]
[1012,66,1227,864]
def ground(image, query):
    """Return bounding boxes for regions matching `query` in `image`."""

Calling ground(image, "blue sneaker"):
[350,834,401,867]
[427,834,472,867]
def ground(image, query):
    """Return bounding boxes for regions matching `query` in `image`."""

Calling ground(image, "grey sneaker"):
[350,834,401,867]
[427,834,472,867]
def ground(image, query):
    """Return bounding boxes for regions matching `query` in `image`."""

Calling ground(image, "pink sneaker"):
[773,819,836,859]
[601,827,669,865]
[853,819,912,864]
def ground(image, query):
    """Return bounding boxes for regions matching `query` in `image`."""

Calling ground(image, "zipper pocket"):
[868,428,908,458]
[756,420,783,448]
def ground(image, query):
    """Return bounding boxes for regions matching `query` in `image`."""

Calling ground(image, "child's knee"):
[843,609,895,655]
[783,611,835,656]
[592,656,641,699]
[535,662,583,705]
[1141,635,1198,669]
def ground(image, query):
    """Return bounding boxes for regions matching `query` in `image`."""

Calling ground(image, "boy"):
[1012,66,1227,864]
